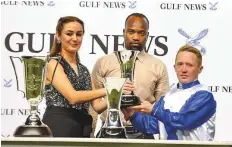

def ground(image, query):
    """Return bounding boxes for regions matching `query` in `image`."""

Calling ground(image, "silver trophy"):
[115,50,140,108]
[97,77,127,138]
[11,56,52,137]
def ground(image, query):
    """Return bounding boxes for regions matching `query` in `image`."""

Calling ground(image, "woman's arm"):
[91,81,107,114]
[46,59,106,104]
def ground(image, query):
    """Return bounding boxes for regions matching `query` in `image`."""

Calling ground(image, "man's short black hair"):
[125,13,149,29]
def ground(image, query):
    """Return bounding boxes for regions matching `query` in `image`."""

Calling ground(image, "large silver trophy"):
[98,77,127,138]
[11,56,52,137]
[115,50,140,108]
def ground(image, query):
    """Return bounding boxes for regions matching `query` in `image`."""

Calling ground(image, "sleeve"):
[151,91,216,130]
[130,112,159,135]
[153,63,170,101]
[91,58,105,89]
[90,58,106,131]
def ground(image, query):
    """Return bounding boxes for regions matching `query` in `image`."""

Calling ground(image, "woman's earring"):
[57,40,61,44]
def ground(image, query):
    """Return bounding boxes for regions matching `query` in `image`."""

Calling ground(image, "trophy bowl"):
[11,56,52,137]
[115,50,141,108]
[97,77,127,138]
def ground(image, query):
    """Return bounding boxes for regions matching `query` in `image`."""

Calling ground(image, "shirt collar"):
[136,49,146,63]
[177,79,200,89]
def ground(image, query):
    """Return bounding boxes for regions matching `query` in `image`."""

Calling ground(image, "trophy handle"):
[9,56,25,98]
[40,56,48,99]
[131,51,139,83]
[47,55,62,85]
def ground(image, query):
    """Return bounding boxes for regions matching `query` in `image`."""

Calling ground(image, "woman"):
[42,16,107,137]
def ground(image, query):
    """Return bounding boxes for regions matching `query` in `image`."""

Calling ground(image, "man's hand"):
[129,99,153,114]
[121,108,135,121]
[123,80,135,95]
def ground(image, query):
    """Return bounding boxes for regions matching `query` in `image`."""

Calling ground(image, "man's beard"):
[127,45,143,51]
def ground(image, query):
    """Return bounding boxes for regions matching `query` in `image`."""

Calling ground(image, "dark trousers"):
[42,106,92,137]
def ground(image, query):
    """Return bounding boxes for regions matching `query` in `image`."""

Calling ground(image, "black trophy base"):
[121,95,140,109]
[97,127,127,138]
[14,124,53,137]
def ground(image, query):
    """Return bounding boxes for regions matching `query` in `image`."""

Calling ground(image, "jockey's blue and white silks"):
[131,80,216,140]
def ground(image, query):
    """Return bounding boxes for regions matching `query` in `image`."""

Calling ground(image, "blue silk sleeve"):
[151,90,216,130]
[130,112,159,135]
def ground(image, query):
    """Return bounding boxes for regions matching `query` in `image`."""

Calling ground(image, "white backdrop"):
[1,0,232,141]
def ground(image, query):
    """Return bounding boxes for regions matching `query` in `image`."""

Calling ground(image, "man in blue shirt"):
[122,45,216,140]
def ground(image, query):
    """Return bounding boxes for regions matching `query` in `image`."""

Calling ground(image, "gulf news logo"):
[178,29,208,55]
[160,2,218,11]
[1,1,55,6]
[78,1,137,9]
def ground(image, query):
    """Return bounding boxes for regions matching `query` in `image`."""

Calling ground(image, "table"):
[2,137,232,147]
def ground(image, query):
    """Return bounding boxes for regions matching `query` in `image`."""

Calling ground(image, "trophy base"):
[14,124,53,137]
[121,95,140,109]
[97,127,127,138]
